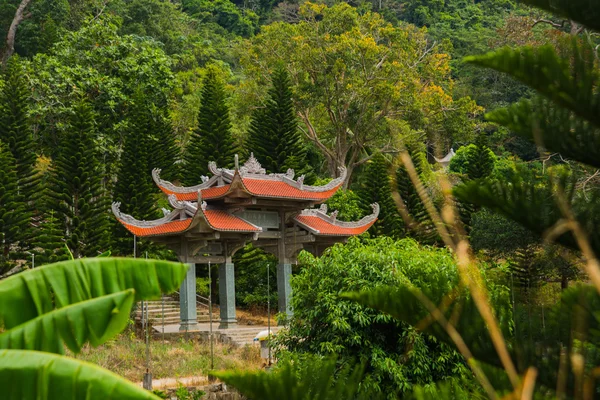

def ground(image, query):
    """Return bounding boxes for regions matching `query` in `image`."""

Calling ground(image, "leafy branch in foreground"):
[0,257,188,400]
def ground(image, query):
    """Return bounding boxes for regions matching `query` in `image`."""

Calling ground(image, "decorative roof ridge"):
[298,202,380,228]
[295,166,346,192]
[111,202,186,228]
[152,168,223,194]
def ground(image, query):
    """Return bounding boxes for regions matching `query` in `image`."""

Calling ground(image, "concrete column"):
[219,262,237,329]
[277,263,293,322]
[179,263,198,331]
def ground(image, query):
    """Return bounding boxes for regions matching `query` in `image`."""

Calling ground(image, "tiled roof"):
[119,219,193,237]
[241,179,341,200]
[158,185,231,201]
[294,215,376,236]
[203,210,261,232]
[158,178,342,202]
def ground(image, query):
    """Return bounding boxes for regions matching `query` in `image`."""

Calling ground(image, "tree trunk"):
[561,273,569,290]
[1,0,33,64]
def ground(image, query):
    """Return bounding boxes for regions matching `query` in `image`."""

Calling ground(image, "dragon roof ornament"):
[298,202,379,228]
[112,202,185,228]
[152,168,222,193]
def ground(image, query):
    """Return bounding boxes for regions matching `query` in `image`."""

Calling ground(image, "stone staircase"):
[135,296,218,325]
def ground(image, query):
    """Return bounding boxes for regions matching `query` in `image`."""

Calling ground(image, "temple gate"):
[113,154,379,330]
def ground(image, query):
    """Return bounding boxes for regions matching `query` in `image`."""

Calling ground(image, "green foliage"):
[182,0,259,37]
[0,56,39,205]
[0,257,186,399]
[0,141,29,274]
[0,350,160,399]
[32,211,69,267]
[246,66,309,176]
[46,101,109,258]
[214,356,382,400]
[359,154,403,238]
[182,67,237,182]
[324,189,363,222]
[27,17,174,161]
[276,237,475,396]
[233,244,278,309]
[449,141,497,180]
[395,152,438,244]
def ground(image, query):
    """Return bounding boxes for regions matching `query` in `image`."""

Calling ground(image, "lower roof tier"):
[112,201,379,239]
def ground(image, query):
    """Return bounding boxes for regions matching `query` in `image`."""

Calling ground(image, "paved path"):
[153,323,282,346]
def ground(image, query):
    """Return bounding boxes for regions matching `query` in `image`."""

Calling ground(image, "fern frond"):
[466,43,600,130]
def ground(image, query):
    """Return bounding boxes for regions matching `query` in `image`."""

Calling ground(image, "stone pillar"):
[277,263,293,322]
[219,262,237,328]
[179,263,198,331]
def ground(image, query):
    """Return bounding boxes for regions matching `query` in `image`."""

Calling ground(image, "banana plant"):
[0,257,188,400]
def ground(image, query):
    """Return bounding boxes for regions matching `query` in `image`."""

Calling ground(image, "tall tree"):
[360,153,403,239]
[0,56,38,203]
[32,211,69,267]
[46,100,109,258]
[246,66,308,175]
[395,151,438,244]
[182,68,236,184]
[0,140,29,274]
[112,95,176,255]
[1,0,33,63]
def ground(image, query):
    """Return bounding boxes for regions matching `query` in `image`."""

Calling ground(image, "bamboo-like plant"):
[0,257,188,399]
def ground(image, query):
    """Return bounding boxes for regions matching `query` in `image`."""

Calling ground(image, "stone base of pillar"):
[179,321,199,332]
[277,263,293,325]
[219,262,237,329]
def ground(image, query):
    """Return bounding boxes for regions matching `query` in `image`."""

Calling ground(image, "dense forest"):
[1,0,600,398]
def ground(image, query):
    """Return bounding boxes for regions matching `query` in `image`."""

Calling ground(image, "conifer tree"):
[183,68,236,184]
[33,211,69,267]
[246,66,308,175]
[465,134,496,181]
[151,106,181,182]
[360,153,403,238]
[0,56,38,203]
[112,96,166,255]
[395,152,438,244]
[0,141,30,274]
[47,101,109,258]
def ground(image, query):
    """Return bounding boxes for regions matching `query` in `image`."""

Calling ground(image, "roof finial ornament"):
[330,210,339,222]
[297,175,305,189]
[241,152,266,175]
[319,203,328,213]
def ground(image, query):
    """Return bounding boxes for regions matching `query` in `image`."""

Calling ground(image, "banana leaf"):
[0,290,134,354]
[0,349,159,400]
[0,258,188,330]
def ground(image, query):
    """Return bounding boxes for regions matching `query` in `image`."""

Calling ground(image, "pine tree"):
[151,106,181,182]
[182,68,236,184]
[0,56,39,203]
[464,134,496,181]
[360,153,403,239]
[246,66,309,175]
[395,152,438,244]
[33,211,69,267]
[112,96,165,255]
[0,141,30,274]
[46,101,109,258]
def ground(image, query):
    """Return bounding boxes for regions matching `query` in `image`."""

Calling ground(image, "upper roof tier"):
[152,154,346,202]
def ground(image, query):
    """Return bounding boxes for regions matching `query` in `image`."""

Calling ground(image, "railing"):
[174,291,210,309]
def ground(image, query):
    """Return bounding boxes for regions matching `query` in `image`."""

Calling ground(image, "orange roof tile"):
[158,185,231,201]
[159,179,341,202]
[120,219,193,237]
[241,179,340,200]
[203,210,260,232]
[294,215,376,236]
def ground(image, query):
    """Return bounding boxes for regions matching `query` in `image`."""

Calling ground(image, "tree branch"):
[2,0,33,64]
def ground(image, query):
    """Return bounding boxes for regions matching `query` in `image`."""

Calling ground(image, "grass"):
[71,331,263,383]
